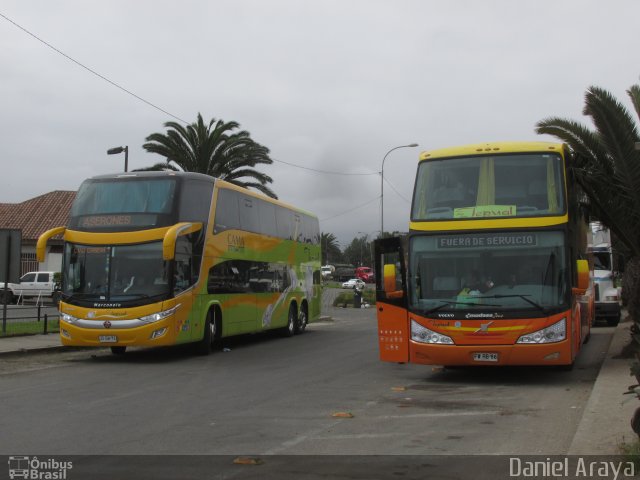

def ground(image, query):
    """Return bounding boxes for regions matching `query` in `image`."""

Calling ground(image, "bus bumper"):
[59,318,179,348]
[409,339,573,366]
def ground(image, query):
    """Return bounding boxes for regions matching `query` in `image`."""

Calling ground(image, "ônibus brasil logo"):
[8,456,72,479]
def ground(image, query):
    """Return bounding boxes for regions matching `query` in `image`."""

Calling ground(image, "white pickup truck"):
[0,271,60,305]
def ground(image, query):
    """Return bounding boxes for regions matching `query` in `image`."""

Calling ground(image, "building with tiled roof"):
[0,191,76,274]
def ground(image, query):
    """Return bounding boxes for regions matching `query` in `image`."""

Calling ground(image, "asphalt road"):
[1,304,614,461]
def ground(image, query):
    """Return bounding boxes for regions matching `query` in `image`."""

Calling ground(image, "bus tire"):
[194,310,216,355]
[281,304,296,337]
[111,346,126,355]
[295,302,308,334]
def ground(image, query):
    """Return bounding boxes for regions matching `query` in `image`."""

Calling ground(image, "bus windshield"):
[69,178,177,230]
[408,230,568,316]
[411,153,565,220]
[63,242,170,304]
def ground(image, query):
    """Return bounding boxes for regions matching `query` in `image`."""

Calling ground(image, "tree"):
[320,232,342,265]
[343,235,373,267]
[140,113,277,198]
[535,83,640,324]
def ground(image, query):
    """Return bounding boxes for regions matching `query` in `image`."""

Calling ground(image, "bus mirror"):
[573,259,589,295]
[383,263,403,299]
[36,227,67,262]
[163,222,203,260]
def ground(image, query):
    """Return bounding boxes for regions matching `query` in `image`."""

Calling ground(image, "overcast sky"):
[2,1,639,247]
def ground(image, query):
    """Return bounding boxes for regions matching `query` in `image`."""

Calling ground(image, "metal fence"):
[0,302,60,336]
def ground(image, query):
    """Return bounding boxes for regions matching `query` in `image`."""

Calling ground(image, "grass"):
[0,319,59,336]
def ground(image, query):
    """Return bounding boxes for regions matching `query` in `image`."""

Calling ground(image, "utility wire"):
[383,177,411,203]
[272,158,379,176]
[1,12,382,177]
[0,12,189,125]
[0,12,384,179]
[320,195,381,222]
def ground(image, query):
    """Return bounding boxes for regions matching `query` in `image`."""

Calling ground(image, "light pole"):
[107,145,129,172]
[381,143,418,236]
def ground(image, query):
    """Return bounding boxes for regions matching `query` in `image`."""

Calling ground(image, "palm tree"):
[535,83,640,324]
[140,113,277,198]
[320,232,342,265]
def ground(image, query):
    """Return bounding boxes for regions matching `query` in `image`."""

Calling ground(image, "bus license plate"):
[99,335,118,343]
[473,352,498,362]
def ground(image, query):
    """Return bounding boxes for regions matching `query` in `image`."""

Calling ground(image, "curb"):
[568,320,637,454]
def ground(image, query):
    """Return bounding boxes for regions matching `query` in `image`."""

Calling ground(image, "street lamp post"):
[381,143,418,236]
[107,145,129,172]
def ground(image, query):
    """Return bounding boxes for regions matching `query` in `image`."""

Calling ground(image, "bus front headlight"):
[517,318,566,344]
[411,320,454,344]
[139,305,180,324]
[61,313,79,324]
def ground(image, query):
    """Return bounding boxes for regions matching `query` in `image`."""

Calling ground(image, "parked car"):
[0,271,60,305]
[342,278,365,289]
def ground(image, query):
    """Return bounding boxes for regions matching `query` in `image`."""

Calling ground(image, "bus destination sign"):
[437,233,537,249]
[79,214,158,229]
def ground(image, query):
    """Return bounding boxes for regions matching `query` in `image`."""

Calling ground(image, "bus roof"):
[85,171,318,220]
[89,171,215,183]
[214,179,319,220]
[418,141,565,162]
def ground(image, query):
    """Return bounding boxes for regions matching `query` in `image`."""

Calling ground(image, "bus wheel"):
[281,304,296,337]
[111,346,126,355]
[295,304,308,334]
[194,311,215,356]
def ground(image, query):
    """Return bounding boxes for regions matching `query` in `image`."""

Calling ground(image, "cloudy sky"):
[2,1,639,246]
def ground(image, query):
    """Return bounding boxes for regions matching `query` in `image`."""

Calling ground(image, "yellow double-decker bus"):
[375,142,593,368]
[38,171,321,355]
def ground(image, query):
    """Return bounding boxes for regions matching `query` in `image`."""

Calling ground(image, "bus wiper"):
[424,299,500,316]
[112,294,151,299]
[482,294,548,314]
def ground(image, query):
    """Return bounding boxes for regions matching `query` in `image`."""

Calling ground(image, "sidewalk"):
[0,315,637,454]
[0,332,63,355]
[568,319,637,454]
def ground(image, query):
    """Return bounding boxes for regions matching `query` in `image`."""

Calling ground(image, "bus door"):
[374,237,409,363]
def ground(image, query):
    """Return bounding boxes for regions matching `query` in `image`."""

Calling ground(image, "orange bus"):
[375,142,593,368]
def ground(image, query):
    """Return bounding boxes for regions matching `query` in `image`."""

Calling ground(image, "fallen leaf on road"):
[331,412,354,418]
